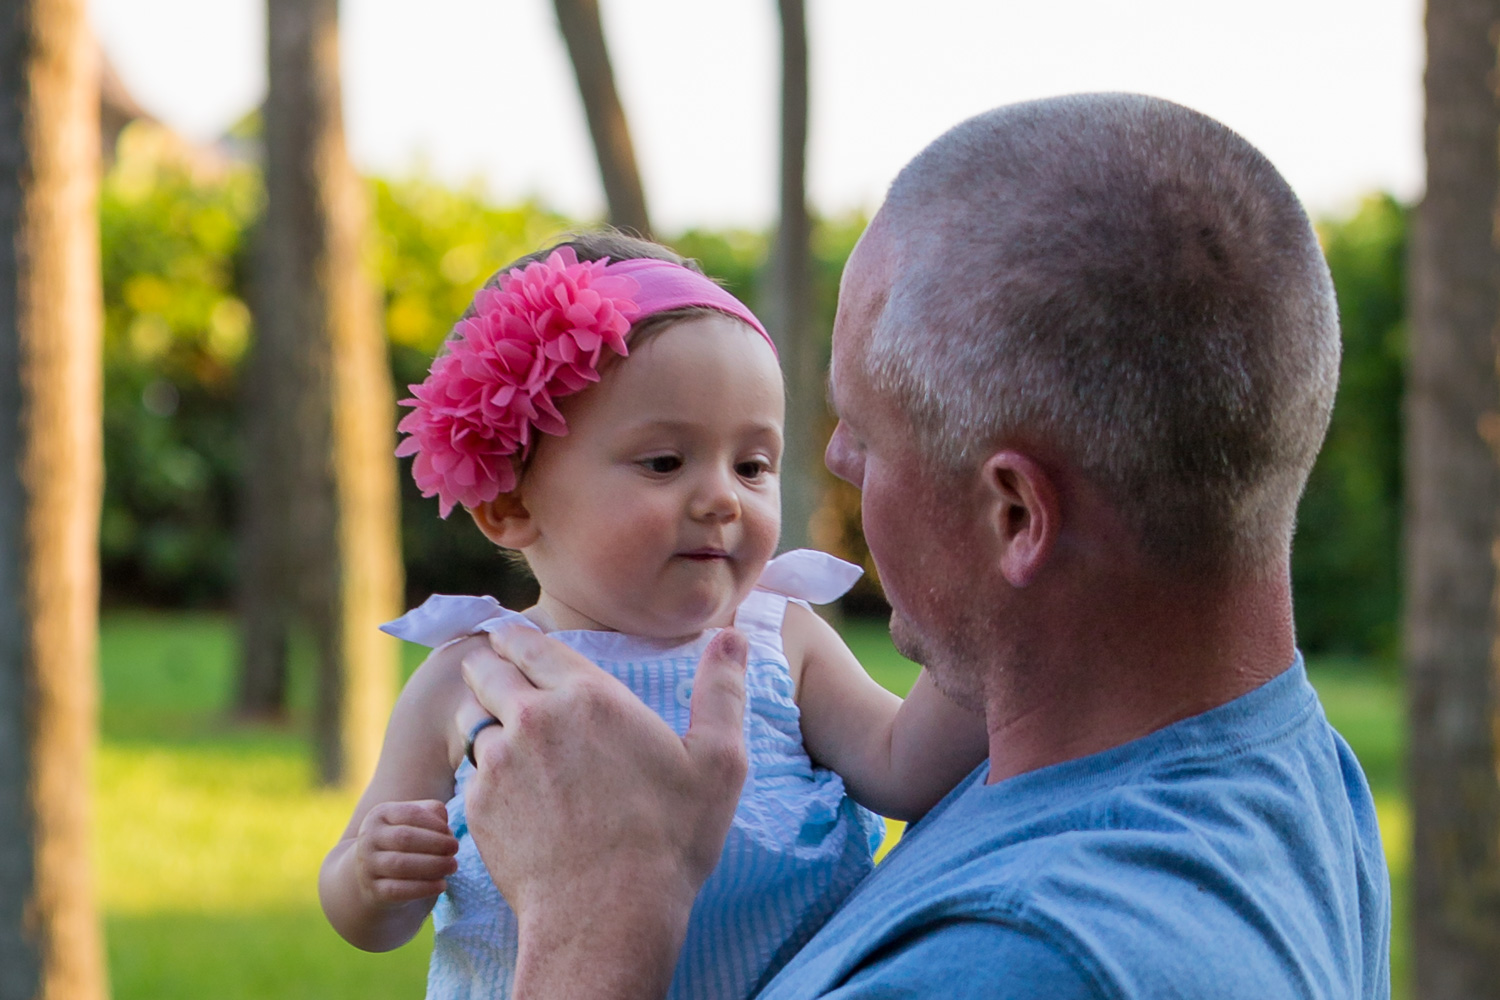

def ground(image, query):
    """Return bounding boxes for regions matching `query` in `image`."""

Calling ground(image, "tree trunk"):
[237,301,293,718]
[247,0,402,789]
[552,0,651,237]
[766,0,821,556]
[1406,0,1500,995]
[98,48,148,166]
[0,0,107,996]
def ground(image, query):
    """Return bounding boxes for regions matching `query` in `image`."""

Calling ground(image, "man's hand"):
[460,626,750,1000]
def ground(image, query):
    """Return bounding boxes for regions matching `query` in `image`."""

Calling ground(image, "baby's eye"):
[736,459,771,480]
[640,455,683,475]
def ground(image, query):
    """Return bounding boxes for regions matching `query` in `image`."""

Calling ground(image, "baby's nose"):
[690,470,741,521]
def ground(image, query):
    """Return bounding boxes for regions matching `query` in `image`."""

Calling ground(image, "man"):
[457,93,1391,998]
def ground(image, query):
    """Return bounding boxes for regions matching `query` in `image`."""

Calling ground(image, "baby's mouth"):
[678,548,730,561]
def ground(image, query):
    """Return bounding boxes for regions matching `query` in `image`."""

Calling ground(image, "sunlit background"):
[78,2,1421,998]
[93,0,1423,228]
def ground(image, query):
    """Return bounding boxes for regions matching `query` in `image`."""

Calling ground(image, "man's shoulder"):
[762,674,1390,998]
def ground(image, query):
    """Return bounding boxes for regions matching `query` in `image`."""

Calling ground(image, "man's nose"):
[825,423,862,488]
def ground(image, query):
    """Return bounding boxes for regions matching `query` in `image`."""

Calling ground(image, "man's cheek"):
[859,493,903,585]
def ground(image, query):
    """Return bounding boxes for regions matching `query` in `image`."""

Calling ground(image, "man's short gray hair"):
[869,93,1340,574]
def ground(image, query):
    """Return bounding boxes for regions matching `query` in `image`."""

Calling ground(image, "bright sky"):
[90,0,1424,233]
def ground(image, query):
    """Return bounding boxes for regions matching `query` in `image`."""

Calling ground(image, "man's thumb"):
[684,628,749,777]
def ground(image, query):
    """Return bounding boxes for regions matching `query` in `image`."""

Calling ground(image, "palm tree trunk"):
[0,0,107,996]
[1406,0,1500,995]
[552,0,651,237]
[766,0,821,556]
[250,0,402,789]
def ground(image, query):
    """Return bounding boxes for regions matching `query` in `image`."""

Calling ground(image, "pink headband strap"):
[608,256,774,351]
[395,246,774,518]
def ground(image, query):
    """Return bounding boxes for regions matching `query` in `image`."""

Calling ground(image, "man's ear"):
[980,451,1059,588]
[469,491,538,549]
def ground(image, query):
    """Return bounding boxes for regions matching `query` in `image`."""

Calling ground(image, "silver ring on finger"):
[464,716,502,768]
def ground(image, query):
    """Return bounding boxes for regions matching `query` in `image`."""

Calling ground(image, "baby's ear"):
[469,492,538,549]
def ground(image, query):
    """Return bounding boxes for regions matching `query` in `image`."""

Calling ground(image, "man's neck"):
[980,566,1297,784]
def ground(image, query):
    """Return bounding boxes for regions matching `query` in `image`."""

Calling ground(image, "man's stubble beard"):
[888,607,988,713]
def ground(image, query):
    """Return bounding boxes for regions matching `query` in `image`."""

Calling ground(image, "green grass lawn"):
[97,612,1408,999]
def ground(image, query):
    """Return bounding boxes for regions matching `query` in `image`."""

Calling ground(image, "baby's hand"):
[352,799,460,906]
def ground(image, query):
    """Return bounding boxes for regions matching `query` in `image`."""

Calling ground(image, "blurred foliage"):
[369,176,573,606]
[1294,195,1406,658]
[98,124,868,611]
[99,127,1408,656]
[100,126,258,605]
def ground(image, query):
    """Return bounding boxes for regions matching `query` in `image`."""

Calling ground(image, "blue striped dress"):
[381,550,884,1000]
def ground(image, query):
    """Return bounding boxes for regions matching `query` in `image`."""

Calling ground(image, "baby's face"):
[517,314,785,641]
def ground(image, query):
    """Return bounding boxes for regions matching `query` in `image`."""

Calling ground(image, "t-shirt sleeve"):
[814,919,1103,999]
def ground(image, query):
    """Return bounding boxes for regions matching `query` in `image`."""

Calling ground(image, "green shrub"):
[100,129,258,606]
[98,144,868,610]
[1293,195,1406,658]
[98,135,1408,658]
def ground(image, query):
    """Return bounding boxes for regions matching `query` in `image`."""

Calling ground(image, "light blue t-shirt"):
[760,656,1391,999]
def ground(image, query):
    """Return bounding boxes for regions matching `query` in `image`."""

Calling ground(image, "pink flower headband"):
[395,246,775,517]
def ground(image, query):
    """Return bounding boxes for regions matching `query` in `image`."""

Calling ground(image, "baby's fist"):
[354,799,460,905]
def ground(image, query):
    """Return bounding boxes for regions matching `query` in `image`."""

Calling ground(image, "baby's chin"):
[623,608,740,644]
[541,569,763,641]
[608,590,754,644]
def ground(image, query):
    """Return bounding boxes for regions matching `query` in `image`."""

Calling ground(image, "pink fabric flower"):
[396,247,640,517]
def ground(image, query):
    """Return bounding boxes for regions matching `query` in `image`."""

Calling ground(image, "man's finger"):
[484,624,595,688]
[461,641,536,725]
[453,689,494,740]
[684,628,749,775]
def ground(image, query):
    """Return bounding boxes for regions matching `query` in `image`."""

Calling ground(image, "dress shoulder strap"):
[733,549,864,642]
[753,549,863,604]
[380,594,532,649]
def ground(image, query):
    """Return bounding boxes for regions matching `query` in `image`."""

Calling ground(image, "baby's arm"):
[786,603,989,822]
[319,636,483,952]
